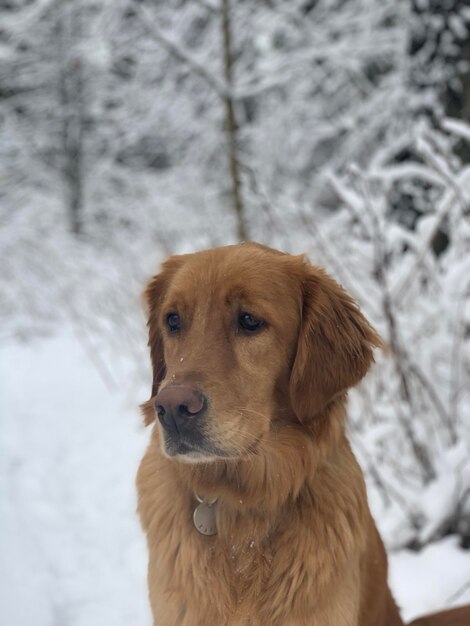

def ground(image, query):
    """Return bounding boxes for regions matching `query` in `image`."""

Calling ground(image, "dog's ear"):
[290,261,382,422]
[142,256,185,425]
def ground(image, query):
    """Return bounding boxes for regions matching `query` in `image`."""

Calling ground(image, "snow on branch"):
[132,1,229,99]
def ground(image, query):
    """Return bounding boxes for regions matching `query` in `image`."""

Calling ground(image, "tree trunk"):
[221,0,248,242]
[57,4,85,236]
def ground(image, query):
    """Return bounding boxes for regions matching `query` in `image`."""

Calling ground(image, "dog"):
[137,243,469,626]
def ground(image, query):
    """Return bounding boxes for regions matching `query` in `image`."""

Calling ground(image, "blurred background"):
[0,1,469,625]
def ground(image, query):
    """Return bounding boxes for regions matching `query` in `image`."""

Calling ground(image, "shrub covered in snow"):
[316,119,470,550]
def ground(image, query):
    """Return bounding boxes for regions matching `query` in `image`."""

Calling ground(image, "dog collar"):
[193,494,218,536]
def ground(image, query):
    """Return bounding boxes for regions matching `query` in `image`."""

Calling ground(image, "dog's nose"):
[155,386,206,433]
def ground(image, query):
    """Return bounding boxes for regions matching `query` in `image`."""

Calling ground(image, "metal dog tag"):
[193,501,217,536]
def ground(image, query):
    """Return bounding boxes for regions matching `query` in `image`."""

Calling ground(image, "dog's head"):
[143,243,381,463]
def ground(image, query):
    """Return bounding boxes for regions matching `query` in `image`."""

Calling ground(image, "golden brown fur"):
[137,243,469,626]
[408,606,470,626]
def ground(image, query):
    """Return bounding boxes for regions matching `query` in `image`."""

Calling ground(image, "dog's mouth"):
[158,412,263,463]
[161,430,235,462]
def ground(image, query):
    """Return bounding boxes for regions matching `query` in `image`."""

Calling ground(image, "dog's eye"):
[238,312,263,332]
[166,313,181,332]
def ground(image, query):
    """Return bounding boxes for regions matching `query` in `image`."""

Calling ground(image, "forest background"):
[1,1,469,624]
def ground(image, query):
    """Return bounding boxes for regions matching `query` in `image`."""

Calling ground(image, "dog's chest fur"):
[137,436,367,626]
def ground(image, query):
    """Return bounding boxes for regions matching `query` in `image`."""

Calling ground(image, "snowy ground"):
[1,333,469,626]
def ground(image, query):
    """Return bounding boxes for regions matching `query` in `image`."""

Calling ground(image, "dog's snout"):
[155,385,206,432]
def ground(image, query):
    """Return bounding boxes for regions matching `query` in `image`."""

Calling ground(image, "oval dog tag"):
[193,502,217,536]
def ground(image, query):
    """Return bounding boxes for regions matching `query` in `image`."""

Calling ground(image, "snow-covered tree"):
[0,0,469,547]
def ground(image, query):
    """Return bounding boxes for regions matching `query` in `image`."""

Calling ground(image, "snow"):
[0,333,151,626]
[390,536,470,623]
[442,117,470,143]
[1,332,469,625]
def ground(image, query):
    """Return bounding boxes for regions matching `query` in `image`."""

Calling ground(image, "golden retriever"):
[137,243,469,626]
